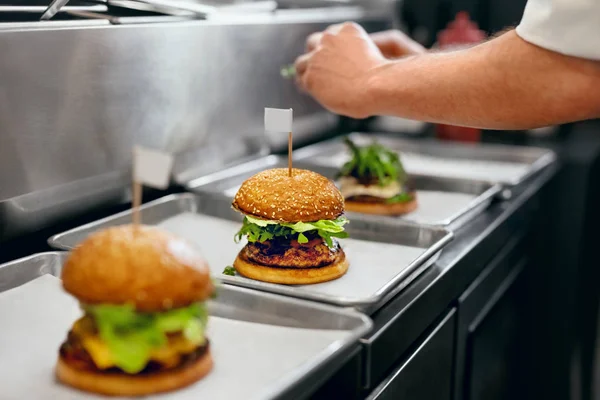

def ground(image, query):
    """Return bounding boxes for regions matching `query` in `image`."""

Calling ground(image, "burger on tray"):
[232,168,350,285]
[56,225,214,397]
[337,138,418,216]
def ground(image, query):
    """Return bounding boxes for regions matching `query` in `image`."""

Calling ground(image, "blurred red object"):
[435,12,486,142]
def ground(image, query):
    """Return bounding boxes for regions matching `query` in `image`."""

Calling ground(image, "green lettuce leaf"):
[183,319,204,343]
[84,303,208,374]
[234,215,349,248]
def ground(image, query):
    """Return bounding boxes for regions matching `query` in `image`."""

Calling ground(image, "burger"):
[337,138,417,215]
[231,168,350,285]
[56,224,214,397]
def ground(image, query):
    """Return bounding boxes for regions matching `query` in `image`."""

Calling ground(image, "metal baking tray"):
[48,193,452,313]
[184,155,501,229]
[0,251,67,293]
[0,4,107,13]
[293,132,557,187]
[0,252,371,400]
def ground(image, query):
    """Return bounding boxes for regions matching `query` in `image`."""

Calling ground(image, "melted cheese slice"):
[72,317,201,370]
[338,176,402,199]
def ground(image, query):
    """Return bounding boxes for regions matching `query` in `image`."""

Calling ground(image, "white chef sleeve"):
[515,0,600,60]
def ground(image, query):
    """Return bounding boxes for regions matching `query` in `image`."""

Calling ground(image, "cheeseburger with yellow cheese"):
[56,225,214,396]
[337,138,418,215]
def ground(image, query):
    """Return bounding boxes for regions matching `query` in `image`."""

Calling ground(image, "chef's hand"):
[305,28,426,59]
[294,22,390,119]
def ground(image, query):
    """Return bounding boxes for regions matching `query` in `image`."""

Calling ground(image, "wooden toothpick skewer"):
[132,150,142,227]
[132,181,142,226]
[288,131,293,177]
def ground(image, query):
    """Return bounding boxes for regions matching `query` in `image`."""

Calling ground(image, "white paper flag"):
[264,107,293,132]
[133,146,174,189]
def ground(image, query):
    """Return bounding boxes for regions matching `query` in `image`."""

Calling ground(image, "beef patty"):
[242,236,341,268]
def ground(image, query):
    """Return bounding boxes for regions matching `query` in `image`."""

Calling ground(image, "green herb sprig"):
[280,64,296,79]
[338,138,407,186]
[222,266,236,276]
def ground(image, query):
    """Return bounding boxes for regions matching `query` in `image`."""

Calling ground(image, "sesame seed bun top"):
[61,224,214,312]
[232,168,345,223]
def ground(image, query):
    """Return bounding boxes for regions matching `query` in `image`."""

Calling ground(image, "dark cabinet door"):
[459,254,529,400]
[308,345,363,400]
[366,309,456,400]
[454,230,531,400]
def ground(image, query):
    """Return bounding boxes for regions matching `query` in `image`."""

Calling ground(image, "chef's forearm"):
[365,30,600,130]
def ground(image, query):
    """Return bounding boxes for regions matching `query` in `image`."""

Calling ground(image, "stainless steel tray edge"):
[47,192,453,311]
[342,181,501,230]
[359,252,440,315]
[514,148,558,186]
[0,251,372,332]
[47,193,199,250]
[250,292,373,400]
[0,251,374,400]
[218,227,453,311]
[184,154,502,230]
[184,155,281,192]
[442,182,502,230]
[293,133,558,187]
[0,252,68,293]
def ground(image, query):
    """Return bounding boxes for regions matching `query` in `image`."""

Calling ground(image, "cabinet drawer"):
[366,309,456,400]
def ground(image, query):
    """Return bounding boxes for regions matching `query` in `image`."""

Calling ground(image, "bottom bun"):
[56,349,213,397]
[233,251,349,285]
[345,197,418,216]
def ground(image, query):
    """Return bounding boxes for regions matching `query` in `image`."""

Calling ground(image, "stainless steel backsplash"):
[0,8,391,240]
